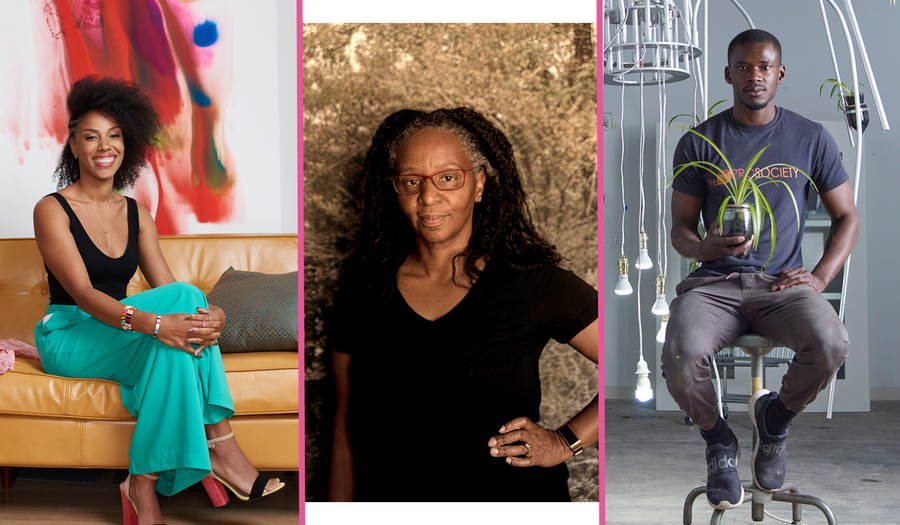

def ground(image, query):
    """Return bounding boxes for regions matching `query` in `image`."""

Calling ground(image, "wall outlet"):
[603,112,615,130]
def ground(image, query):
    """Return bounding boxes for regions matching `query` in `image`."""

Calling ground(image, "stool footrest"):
[683,484,837,525]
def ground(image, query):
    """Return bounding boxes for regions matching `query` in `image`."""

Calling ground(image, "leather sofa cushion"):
[0,414,299,469]
[0,239,51,347]
[0,352,298,419]
[0,235,298,346]
[128,235,299,296]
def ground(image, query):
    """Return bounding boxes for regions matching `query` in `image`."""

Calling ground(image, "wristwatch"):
[557,424,584,456]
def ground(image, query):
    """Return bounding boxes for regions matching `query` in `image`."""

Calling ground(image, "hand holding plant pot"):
[697,222,753,261]
[666,128,817,270]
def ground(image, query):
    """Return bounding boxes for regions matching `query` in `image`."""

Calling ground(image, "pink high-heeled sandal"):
[120,470,229,525]
[119,472,161,525]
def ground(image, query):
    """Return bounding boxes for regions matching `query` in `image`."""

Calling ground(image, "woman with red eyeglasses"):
[327,108,598,502]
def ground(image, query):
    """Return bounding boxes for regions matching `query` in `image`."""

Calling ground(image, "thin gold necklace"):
[76,182,113,234]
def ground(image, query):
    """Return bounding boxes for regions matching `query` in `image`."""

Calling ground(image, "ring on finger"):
[524,442,531,456]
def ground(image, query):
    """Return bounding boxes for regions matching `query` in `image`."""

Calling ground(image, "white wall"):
[278,0,298,234]
[603,2,900,401]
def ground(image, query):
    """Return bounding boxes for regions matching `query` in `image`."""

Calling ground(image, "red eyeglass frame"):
[389,167,479,194]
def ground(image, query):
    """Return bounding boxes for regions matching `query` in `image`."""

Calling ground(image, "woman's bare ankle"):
[130,474,164,524]
[205,418,233,441]
[207,435,281,494]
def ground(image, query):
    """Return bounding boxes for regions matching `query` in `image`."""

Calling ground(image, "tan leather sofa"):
[0,235,299,489]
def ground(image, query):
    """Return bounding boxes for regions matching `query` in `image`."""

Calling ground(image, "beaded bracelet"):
[120,306,137,332]
[152,314,162,339]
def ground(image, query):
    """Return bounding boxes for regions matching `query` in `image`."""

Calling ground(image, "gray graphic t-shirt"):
[673,107,848,277]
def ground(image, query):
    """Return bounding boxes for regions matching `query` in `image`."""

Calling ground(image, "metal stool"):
[682,334,837,525]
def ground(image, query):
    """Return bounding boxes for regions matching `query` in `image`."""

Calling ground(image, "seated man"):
[662,29,858,509]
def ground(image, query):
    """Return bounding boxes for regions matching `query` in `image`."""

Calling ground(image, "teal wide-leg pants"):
[34,282,234,496]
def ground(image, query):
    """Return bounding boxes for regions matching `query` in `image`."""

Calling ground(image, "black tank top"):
[45,192,140,305]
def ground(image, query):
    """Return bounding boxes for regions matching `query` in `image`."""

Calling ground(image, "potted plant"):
[665,128,817,270]
[667,100,727,131]
[820,78,869,132]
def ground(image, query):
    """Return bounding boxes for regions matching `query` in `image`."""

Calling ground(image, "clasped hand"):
[154,306,225,357]
[487,417,572,467]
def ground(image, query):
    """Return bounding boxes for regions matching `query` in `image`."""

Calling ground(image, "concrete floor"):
[605,399,900,525]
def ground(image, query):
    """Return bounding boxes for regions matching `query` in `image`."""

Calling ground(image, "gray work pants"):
[660,272,849,428]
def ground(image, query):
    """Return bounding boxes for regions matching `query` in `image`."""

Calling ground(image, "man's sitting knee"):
[800,325,849,375]
[660,354,702,390]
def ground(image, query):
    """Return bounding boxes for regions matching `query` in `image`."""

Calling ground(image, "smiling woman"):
[31,76,284,524]
[70,112,124,198]
[327,108,599,502]
[54,77,160,193]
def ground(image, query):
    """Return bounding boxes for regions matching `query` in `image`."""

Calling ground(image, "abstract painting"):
[0,0,282,236]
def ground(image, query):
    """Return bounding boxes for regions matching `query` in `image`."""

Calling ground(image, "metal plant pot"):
[722,204,752,243]
[843,93,870,133]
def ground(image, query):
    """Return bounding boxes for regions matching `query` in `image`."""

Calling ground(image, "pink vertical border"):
[297,0,305,522]
[596,10,606,523]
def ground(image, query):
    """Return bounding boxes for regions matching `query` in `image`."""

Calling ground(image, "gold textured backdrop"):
[303,23,599,502]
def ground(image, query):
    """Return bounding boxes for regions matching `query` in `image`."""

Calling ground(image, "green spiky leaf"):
[665,132,812,273]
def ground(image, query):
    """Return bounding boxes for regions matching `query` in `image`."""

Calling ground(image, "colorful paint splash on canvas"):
[0,1,281,235]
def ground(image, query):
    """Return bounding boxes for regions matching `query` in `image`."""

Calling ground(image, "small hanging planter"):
[820,79,869,134]
[843,93,870,133]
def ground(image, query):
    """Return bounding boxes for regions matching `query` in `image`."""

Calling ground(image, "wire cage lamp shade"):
[603,0,702,86]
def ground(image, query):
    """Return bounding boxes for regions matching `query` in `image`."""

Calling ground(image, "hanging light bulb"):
[615,255,633,296]
[651,275,669,315]
[635,357,653,402]
[635,230,653,270]
[656,314,670,343]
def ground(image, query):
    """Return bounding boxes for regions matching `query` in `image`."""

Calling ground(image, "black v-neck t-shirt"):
[45,192,140,305]
[331,263,598,502]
